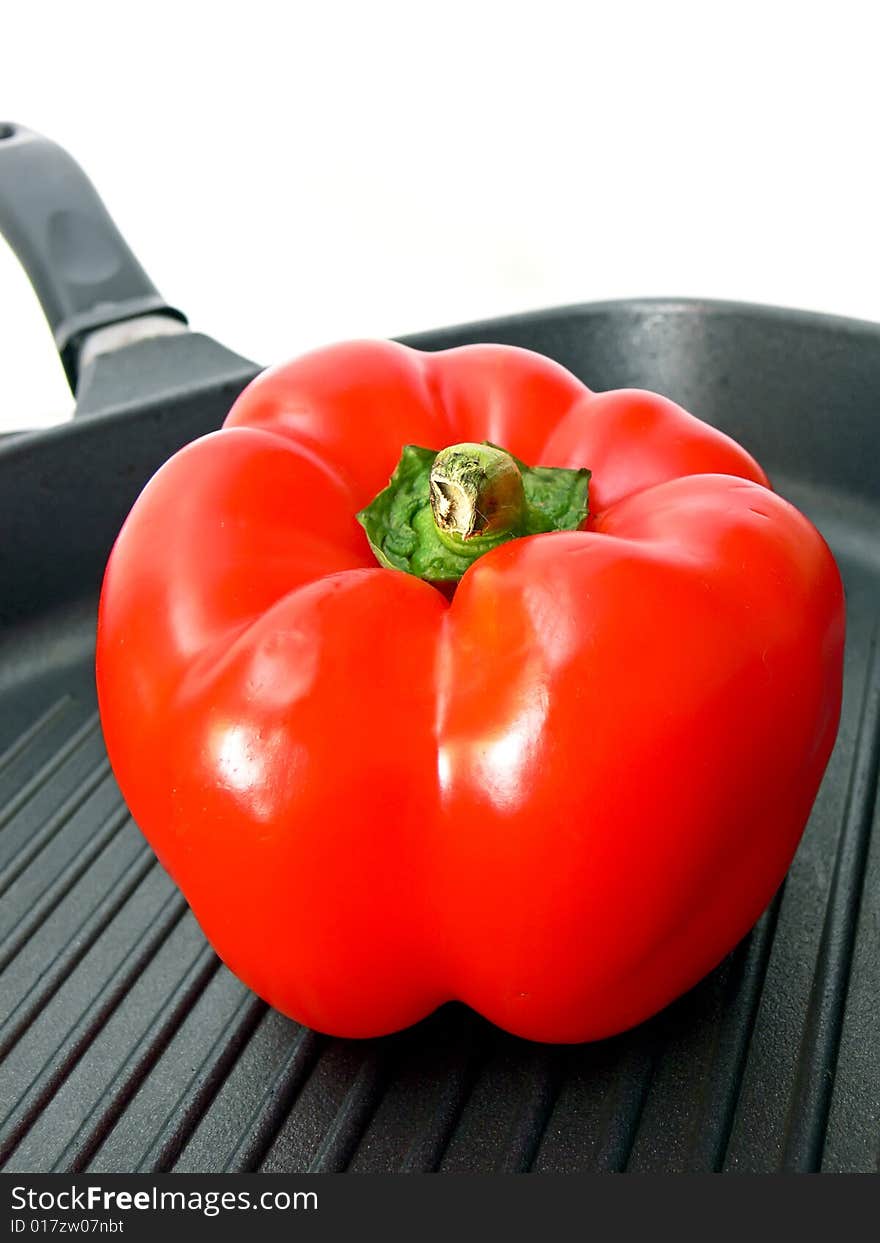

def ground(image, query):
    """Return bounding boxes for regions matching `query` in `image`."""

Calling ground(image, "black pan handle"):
[0,121,186,392]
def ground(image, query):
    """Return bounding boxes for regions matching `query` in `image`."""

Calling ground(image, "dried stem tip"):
[429,442,525,541]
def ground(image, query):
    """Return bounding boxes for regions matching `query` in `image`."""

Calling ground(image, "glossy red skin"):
[96,340,845,1042]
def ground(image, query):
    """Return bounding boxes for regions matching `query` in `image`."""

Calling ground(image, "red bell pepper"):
[96,340,845,1042]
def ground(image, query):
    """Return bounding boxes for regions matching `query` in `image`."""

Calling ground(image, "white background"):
[2,1,878,432]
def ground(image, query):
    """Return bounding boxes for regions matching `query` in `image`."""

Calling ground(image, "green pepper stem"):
[429,443,525,545]
[356,441,590,584]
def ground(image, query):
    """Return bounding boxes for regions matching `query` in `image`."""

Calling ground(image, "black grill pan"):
[0,123,877,1174]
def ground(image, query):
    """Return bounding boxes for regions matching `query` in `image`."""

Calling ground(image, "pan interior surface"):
[0,300,877,1174]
